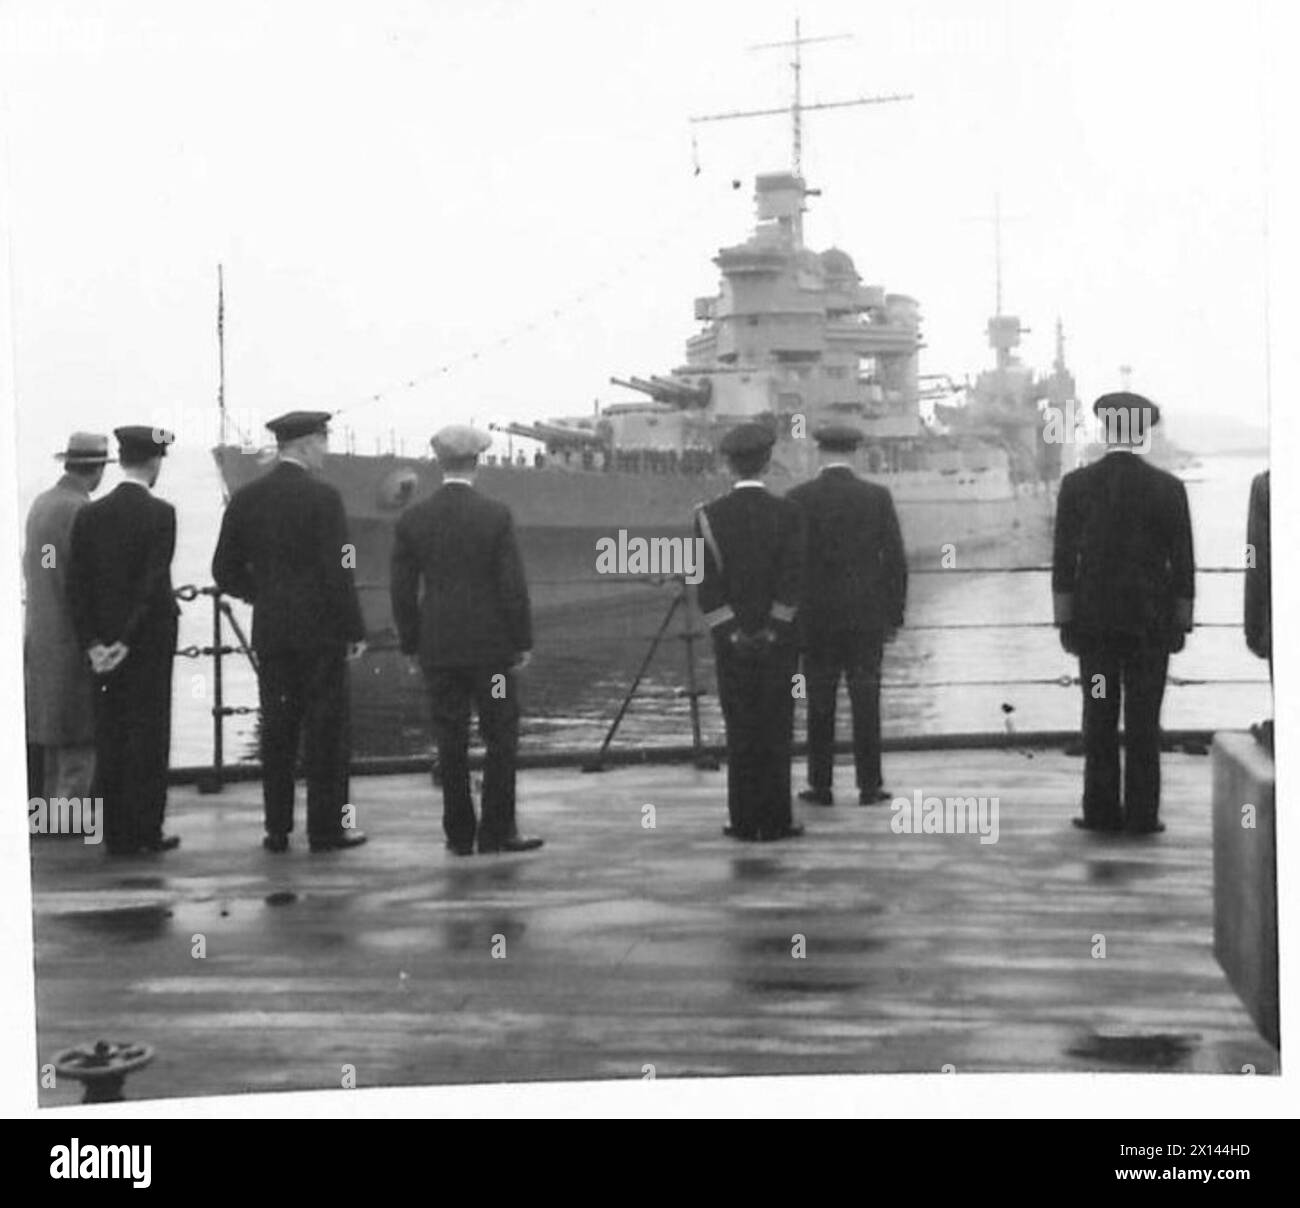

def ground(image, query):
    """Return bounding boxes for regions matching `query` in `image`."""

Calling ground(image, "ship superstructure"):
[502,169,929,478]
[935,313,1077,488]
[502,167,1019,494]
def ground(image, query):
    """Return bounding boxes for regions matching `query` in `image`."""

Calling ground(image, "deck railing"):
[172,564,1269,789]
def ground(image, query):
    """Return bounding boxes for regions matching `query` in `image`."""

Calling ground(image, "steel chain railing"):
[172,564,1268,785]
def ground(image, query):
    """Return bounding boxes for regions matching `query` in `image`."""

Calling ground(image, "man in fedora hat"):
[24,433,111,809]
[1052,392,1195,835]
[213,410,368,853]
[390,424,542,855]
[695,422,806,841]
[787,423,907,808]
[68,426,181,854]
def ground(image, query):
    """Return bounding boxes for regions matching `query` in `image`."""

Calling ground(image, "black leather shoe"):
[1072,816,1122,833]
[141,834,181,852]
[761,823,805,841]
[262,833,289,853]
[445,840,474,856]
[1124,821,1166,835]
[722,825,758,841]
[478,834,543,854]
[798,788,833,806]
[858,788,891,806]
[309,830,368,852]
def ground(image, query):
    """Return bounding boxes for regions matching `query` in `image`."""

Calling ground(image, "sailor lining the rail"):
[1051,392,1195,836]
[694,422,805,842]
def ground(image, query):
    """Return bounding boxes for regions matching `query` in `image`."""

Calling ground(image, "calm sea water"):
[22,449,1270,766]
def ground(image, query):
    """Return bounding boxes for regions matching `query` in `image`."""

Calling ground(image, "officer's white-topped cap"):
[431,425,491,460]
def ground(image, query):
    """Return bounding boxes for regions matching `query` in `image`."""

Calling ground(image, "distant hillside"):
[1164,413,1270,456]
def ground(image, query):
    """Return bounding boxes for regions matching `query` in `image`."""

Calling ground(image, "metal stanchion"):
[198,587,225,794]
[582,582,684,773]
[174,584,260,794]
[680,582,718,770]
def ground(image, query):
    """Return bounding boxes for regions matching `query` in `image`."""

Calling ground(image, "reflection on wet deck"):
[31,748,1277,1102]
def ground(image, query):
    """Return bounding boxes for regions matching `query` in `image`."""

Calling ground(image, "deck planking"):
[31,748,1278,1103]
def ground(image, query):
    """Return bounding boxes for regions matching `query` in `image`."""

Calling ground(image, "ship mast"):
[689,18,911,209]
[216,264,227,444]
[994,192,1003,316]
[980,195,1029,373]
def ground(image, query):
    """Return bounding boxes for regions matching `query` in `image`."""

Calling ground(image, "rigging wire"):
[332,183,717,423]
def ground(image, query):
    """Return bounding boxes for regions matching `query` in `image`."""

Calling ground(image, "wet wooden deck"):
[31,747,1277,1104]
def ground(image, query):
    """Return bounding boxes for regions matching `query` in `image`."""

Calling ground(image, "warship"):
[213,26,1075,643]
[213,166,1070,638]
[932,314,1076,487]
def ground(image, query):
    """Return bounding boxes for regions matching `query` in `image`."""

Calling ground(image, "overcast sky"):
[0,0,1281,473]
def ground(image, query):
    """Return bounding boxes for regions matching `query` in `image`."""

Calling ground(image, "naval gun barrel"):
[610,375,711,408]
[649,375,711,406]
[609,375,666,398]
[491,421,605,448]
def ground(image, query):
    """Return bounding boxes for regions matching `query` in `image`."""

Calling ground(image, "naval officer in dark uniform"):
[1244,469,1271,749]
[1052,392,1195,835]
[68,426,180,854]
[1244,469,1270,675]
[212,411,368,853]
[695,422,806,841]
[390,425,543,856]
[787,423,907,807]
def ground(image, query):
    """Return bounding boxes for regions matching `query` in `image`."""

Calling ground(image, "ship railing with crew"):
[166,561,1267,789]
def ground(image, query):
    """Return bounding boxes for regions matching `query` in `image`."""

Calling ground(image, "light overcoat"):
[23,474,95,744]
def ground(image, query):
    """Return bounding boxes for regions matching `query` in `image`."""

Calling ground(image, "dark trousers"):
[427,666,520,848]
[258,646,351,839]
[803,630,884,793]
[1077,635,1169,829]
[26,742,43,801]
[715,639,797,837]
[93,634,174,853]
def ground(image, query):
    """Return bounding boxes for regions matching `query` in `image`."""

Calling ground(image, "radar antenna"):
[689,17,911,176]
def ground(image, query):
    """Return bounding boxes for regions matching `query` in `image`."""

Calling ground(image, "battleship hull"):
[213,446,1053,640]
[213,445,1052,756]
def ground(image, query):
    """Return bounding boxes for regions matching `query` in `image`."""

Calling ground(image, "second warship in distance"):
[213,23,1077,638]
[932,312,1076,489]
